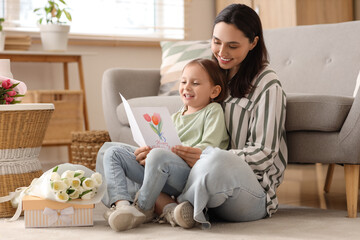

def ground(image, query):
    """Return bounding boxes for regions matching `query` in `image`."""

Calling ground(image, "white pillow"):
[159,40,212,96]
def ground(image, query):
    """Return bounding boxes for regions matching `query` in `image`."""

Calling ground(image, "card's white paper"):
[120,94,182,150]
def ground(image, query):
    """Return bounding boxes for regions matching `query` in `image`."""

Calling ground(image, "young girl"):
[99,58,229,231]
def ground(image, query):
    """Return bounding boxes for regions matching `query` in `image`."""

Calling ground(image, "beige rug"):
[1,203,359,240]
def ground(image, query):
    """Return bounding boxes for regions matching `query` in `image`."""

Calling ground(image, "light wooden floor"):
[278,163,353,212]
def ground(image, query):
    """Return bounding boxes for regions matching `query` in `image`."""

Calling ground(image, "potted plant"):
[33,0,72,51]
[0,18,5,51]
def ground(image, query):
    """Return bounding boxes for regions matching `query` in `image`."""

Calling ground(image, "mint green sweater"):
[172,102,229,151]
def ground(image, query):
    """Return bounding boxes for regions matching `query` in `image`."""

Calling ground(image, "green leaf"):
[80,176,86,184]
[63,10,72,22]
[12,82,20,88]
[52,166,59,172]
[56,10,62,20]
[74,172,81,178]
[79,189,92,198]
[150,123,159,135]
[158,119,163,133]
[67,188,75,194]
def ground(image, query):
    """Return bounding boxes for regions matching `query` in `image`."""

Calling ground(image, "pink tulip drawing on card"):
[143,113,166,142]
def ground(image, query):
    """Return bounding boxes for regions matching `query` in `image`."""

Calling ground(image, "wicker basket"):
[0,104,54,218]
[22,90,84,145]
[70,130,110,170]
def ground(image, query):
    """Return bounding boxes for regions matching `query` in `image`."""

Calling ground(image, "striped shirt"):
[223,65,288,216]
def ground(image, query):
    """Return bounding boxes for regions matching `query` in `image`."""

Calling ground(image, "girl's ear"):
[250,36,259,50]
[210,85,221,99]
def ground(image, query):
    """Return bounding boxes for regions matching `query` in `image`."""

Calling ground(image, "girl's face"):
[211,22,258,78]
[179,63,220,115]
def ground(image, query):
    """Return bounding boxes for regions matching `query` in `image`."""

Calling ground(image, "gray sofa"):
[102,21,360,218]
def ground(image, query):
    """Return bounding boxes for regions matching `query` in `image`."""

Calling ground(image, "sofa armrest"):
[102,68,161,141]
[339,88,360,162]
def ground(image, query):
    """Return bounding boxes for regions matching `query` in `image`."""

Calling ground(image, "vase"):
[0,103,54,217]
[39,24,70,51]
[0,32,5,52]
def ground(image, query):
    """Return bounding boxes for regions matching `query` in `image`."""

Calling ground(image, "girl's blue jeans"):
[96,142,191,211]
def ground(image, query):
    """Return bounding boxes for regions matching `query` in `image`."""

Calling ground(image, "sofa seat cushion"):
[117,96,183,126]
[286,94,353,132]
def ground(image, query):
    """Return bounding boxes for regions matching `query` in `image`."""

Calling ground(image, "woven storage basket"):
[22,90,84,145]
[0,104,54,218]
[70,130,110,170]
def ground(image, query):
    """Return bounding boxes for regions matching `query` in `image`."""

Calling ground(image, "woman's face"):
[211,22,258,78]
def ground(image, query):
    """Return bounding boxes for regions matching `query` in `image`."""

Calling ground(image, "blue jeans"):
[96,142,191,210]
[177,147,267,228]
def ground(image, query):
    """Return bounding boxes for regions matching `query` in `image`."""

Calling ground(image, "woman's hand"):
[134,146,151,166]
[171,146,202,168]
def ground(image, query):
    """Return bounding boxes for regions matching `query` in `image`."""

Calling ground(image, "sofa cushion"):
[264,21,360,97]
[286,94,353,132]
[117,96,183,126]
[159,40,212,96]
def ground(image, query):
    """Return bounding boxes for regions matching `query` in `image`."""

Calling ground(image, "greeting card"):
[120,94,181,150]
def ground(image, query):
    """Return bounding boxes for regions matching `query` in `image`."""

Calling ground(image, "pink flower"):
[5,96,14,103]
[152,113,161,126]
[7,90,17,97]
[143,113,151,122]
[0,77,27,104]
[1,79,12,89]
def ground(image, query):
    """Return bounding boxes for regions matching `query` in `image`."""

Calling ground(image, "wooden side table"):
[0,50,90,130]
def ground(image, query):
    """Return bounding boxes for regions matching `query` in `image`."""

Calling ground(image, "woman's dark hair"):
[213,4,268,98]
[185,58,228,103]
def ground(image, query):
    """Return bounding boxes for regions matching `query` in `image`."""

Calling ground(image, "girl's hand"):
[171,146,202,168]
[134,146,151,166]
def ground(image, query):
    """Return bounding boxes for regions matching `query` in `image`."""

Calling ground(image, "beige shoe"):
[173,201,195,228]
[103,206,116,221]
[161,201,195,229]
[108,204,146,232]
[132,191,156,223]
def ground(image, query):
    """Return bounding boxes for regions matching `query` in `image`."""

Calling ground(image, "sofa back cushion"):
[264,20,360,96]
[159,40,212,96]
[158,21,360,97]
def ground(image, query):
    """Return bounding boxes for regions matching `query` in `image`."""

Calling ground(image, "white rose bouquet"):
[50,165,103,202]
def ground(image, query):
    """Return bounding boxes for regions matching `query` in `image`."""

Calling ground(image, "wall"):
[356,0,360,19]
[8,0,215,164]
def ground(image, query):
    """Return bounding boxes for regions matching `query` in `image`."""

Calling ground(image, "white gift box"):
[22,195,94,228]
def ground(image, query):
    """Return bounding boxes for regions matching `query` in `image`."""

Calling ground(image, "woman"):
[167,3,287,228]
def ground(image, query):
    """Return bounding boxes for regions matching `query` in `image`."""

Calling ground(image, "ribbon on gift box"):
[43,207,74,225]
